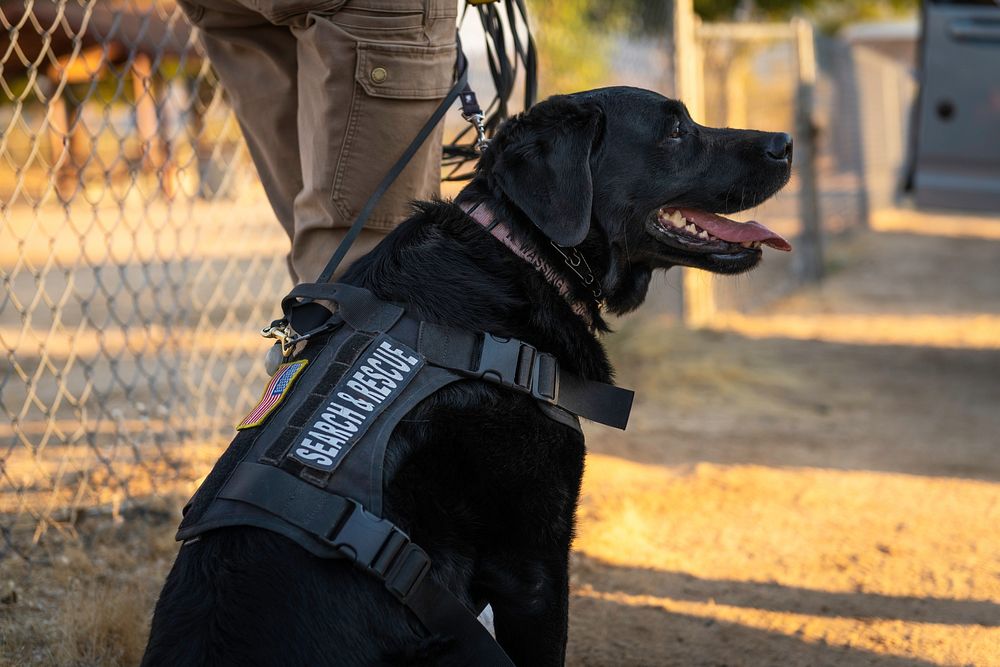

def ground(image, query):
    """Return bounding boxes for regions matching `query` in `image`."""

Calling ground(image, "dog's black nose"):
[766,133,793,162]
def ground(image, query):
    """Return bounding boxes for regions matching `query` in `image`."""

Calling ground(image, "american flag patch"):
[236,359,309,430]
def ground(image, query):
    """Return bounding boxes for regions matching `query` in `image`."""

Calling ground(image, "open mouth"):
[646,207,792,255]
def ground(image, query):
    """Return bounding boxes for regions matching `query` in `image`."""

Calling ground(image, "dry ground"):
[569,212,1000,666]
[2,211,999,666]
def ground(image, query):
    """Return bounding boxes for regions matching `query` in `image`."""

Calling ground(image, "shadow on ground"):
[575,554,999,627]
[569,593,948,667]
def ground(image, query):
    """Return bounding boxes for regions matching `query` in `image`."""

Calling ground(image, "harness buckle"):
[475,335,562,403]
[476,334,536,392]
[329,500,401,569]
[384,544,432,602]
[328,500,430,602]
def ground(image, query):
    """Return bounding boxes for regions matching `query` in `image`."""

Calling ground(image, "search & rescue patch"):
[289,334,425,473]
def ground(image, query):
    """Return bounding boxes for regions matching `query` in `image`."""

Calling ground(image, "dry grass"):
[0,510,180,667]
[54,582,152,666]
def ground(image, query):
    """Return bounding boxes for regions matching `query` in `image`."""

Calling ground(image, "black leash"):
[316,38,484,284]
[442,0,537,181]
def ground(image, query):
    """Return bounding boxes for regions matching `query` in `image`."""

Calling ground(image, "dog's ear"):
[493,99,602,247]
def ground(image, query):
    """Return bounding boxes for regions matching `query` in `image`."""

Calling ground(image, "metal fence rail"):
[0,0,290,559]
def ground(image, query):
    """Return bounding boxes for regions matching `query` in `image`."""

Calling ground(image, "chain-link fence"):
[687,20,916,314]
[1,0,292,560]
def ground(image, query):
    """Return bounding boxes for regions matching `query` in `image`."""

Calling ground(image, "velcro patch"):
[288,334,424,473]
[237,360,309,430]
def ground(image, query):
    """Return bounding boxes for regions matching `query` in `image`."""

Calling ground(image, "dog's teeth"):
[685,223,697,233]
[740,241,753,248]
[752,241,761,248]
[697,230,709,239]
[669,210,684,226]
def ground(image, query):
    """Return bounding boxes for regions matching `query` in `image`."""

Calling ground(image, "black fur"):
[143,87,791,666]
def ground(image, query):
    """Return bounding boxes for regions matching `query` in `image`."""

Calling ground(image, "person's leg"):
[288,0,457,281]
[178,0,305,251]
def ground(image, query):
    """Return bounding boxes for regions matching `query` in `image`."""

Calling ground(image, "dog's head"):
[477,86,792,314]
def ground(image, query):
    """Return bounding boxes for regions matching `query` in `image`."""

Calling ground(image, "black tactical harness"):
[177,284,633,665]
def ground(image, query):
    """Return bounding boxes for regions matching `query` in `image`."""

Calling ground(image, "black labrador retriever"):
[142,86,791,666]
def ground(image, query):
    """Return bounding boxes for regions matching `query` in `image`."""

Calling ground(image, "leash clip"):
[463,111,489,153]
[459,90,489,153]
[261,320,298,357]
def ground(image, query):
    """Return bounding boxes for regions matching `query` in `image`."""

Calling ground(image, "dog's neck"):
[342,200,613,381]
[459,201,597,329]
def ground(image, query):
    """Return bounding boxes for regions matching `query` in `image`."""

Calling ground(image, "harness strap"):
[417,322,633,430]
[219,462,515,666]
[282,283,633,429]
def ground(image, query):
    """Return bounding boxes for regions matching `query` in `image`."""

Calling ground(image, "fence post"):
[793,18,824,283]
[672,0,715,325]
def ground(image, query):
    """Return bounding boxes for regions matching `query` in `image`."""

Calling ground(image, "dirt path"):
[568,214,1000,666]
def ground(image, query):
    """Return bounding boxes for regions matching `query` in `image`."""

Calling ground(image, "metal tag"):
[264,342,284,376]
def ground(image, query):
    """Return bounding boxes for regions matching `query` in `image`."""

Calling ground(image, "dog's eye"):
[668,123,683,140]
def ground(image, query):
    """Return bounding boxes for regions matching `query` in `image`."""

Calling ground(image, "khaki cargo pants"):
[179,0,457,282]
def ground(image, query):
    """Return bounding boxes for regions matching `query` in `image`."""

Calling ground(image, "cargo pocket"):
[331,40,456,229]
[424,0,458,44]
[355,41,455,99]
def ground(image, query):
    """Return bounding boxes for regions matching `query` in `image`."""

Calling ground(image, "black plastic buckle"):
[327,501,431,602]
[329,501,407,576]
[475,334,536,392]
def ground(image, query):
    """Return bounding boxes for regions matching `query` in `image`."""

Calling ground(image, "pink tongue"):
[675,208,792,252]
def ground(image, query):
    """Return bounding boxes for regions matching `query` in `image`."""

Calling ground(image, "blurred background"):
[1,1,998,665]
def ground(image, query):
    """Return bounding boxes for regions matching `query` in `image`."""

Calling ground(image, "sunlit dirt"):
[570,455,999,666]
